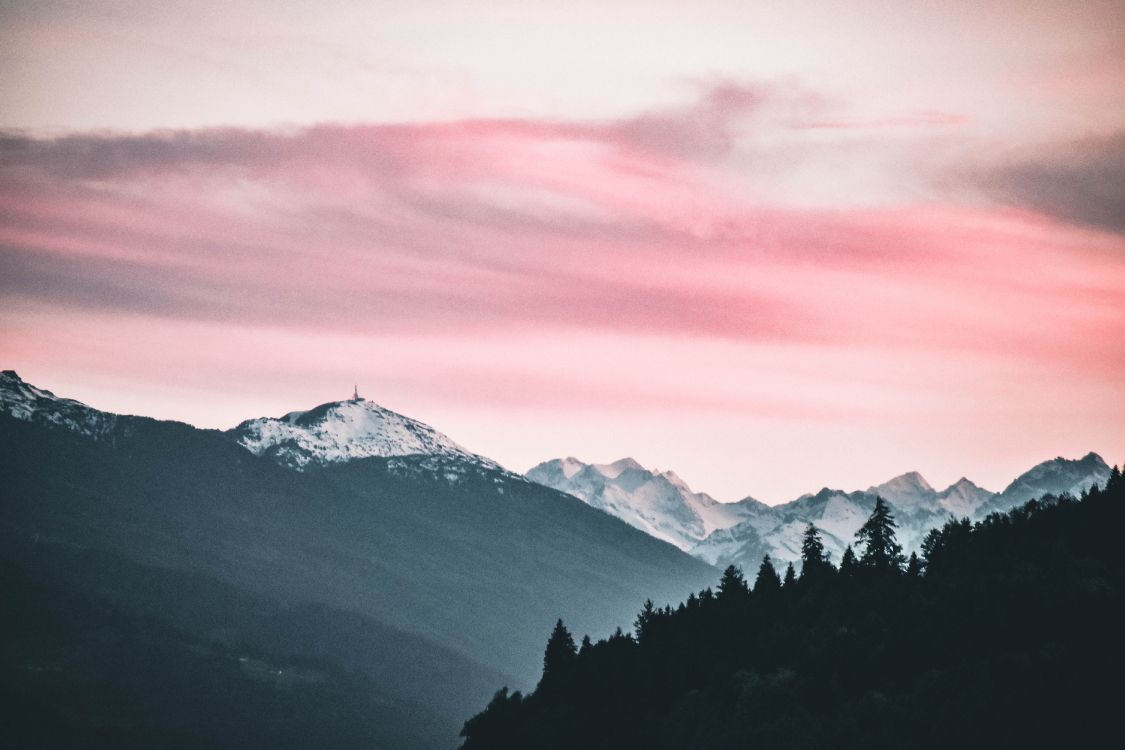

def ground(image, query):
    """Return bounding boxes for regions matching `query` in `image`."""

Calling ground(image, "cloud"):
[1,83,1123,372]
[971,131,1125,235]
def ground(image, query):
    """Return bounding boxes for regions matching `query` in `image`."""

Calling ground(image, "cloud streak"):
[1,82,1123,501]
[971,131,1125,235]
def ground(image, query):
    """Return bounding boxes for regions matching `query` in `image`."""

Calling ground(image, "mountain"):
[0,369,117,439]
[866,471,935,510]
[528,454,1113,574]
[1,372,716,747]
[987,452,1111,510]
[935,477,995,517]
[527,457,768,551]
[229,394,499,470]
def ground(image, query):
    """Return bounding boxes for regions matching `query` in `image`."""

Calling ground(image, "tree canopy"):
[462,466,1125,750]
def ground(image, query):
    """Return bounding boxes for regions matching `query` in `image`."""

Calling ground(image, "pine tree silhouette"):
[800,523,831,579]
[634,599,657,641]
[753,555,782,594]
[716,565,749,602]
[856,497,905,571]
[540,619,577,689]
[906,551,922,578]
[783,562,797,587]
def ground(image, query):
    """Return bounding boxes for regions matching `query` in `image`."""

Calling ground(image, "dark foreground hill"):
[461,468,1125,749]
[0,378,715,748]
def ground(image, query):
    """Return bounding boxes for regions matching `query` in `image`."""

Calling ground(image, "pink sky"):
[2,1,1124,502]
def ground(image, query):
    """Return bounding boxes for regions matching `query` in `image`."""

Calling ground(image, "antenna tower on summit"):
[353,384,360,401]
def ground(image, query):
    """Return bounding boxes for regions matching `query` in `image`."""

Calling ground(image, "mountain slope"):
[229,395,499,470]
[527,457,766,551]
[1,372,716,746]
[986,452,1110,511]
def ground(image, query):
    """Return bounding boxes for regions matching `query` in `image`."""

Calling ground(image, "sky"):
[2,0,1124,503]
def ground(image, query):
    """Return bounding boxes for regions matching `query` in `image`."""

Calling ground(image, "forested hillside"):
[462,466,1125,749]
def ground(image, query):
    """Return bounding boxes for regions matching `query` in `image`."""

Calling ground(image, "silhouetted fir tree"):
[579,634,592,654]
[753,555,782,594]
[800,522,831,579]
[634,599,657,640]
[906,551,922,578]
[856,496,905,571]
[539,619,577,689]
[839,544,858,574]
[716,565,749,602]
[783,562,797,588]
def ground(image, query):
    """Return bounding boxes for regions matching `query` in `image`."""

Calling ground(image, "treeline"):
[461,466,1125,749]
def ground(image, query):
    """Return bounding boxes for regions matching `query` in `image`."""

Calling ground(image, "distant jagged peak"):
[229,396,500,472]
[590,457,646,478]
[868,470,934,495]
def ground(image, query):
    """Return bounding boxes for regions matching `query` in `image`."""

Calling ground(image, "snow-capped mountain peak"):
[0,370,117,439]
[866,471,935,509]
[934,477,994,517]
[590,457,645,478]
[228,396,500,471]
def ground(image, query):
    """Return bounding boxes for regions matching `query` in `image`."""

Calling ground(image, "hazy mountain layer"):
[530,454,1111,570]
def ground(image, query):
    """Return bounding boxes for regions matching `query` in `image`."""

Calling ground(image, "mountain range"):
[3,368,1114,746]
[528,452,1112,571]
[1,371,715,748]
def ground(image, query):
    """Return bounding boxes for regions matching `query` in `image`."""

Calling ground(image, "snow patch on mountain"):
[229,397,500,471]
[936,478,994,517]
[0,370,117,440]
[866,472,935,510]
[526,457,765,551]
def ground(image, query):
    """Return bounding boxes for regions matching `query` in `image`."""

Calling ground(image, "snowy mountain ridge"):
[0,370,118,440]
[526,457,768,551]
[529,455,1113,569]
[228,396,501,471]
[0,371,502,474]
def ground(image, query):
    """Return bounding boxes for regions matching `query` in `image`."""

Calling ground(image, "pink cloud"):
[2,84,1124,501]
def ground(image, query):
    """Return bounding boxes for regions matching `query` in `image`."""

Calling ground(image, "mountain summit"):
[229,396,500,471]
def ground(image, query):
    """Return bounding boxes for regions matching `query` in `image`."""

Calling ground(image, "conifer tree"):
[800,523,831,579]
[540,619,577,688]
[634,599,657,641]
[906,551,922,578]
[753,555,782,594]
[840,544,858,574]
[717,565,749,602]
[856,497,905,571]
[783,562,797,588]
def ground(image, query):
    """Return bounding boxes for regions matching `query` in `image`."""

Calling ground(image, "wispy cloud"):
[968,131,1125,235]
[1,81,1123,501]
